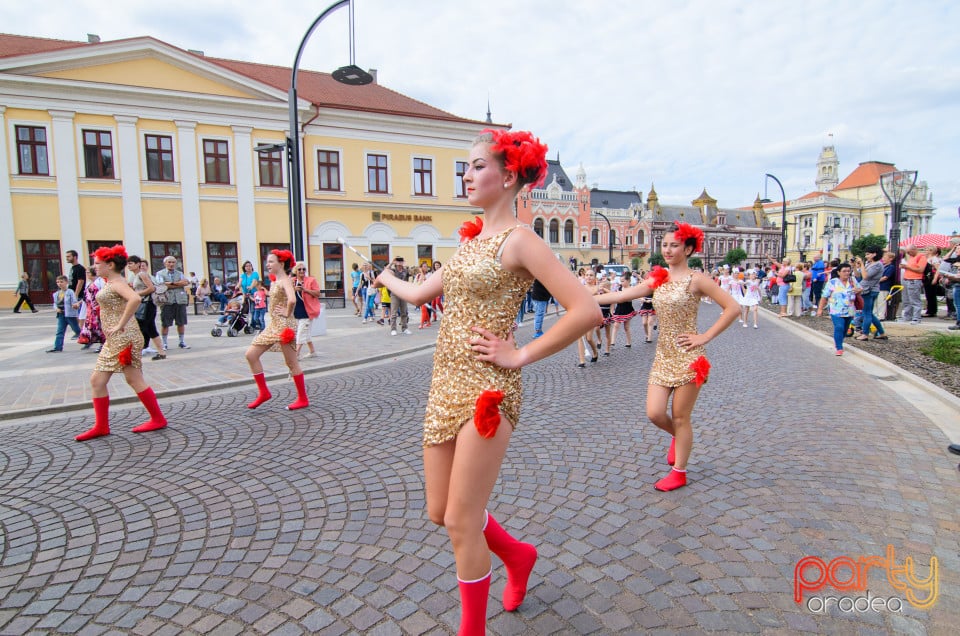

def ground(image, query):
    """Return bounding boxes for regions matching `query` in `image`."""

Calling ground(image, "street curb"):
[759,305,960,441]
[0,342,437,422]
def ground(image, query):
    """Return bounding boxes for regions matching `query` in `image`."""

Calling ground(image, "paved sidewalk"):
[0,306,436,420]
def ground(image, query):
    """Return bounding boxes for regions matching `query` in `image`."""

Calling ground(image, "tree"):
[631,257,641,271]
[648,253,666,268]
[849,233,888,259]
[723,248,748,266]
[688,257,703,270]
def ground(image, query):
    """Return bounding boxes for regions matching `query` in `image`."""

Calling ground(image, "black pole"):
[594,212,612,264]
[288,0,352,262]
[765,173,786,260]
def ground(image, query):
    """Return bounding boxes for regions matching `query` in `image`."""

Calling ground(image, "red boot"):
[76,396,110,441]
[247,373,272,409]
[483,511,537,611]
[132,387,168,433]
[654,468,687,491]
[286,373,309,411]
[667,437,676,466]
[457,571,491,636]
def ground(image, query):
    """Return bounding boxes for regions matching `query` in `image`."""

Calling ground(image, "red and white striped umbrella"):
[899,233,953,249]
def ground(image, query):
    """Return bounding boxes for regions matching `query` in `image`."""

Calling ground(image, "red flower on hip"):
[647,266,670,289]
[118,343,133,367]
[689,355,711,387]
[474,389,504,438]
[280,327,296,345]
[459,216,484,242]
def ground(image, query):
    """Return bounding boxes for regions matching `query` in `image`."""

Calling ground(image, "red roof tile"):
[0,33,484,125]
[834,161,897,190]
[798,190,838,200]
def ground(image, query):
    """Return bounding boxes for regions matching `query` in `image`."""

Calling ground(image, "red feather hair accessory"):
[117,343,133,367]
[268,274,277,282]
[474,389,505,438]
[689,355,711,387]
[280,328,296,345]
[672,222,704,253]
[459,216,483,242]
[484,129,549,188]
[646,265,670,289]
[271,249,295,270]
[93,244,128,262]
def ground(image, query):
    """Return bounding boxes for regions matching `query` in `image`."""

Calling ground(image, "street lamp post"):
[879,170,917,321]
[287,0,373,261]
[763,173,787,261]
[593,212,613,264]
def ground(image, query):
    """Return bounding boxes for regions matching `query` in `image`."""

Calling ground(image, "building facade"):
[760,140,936,264]
[0,33,493,307]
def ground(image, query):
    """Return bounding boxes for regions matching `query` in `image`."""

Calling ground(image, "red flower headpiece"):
[459,216,483,242]
[280,327,296,345]
[93,244,127,262]
[117,343,133,367]
[484,129,549,189]
[646,265,670,289]
[474,389,505,439]
[689,355,711,387]
[672,222,704,253]
[271,249,295,270]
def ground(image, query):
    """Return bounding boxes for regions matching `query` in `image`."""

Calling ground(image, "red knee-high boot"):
[247,373,272,409]
[132,387,168,433]
[457,570,491,636]
[483,511,538,611]
[286,373,309,411]
[667,437,676,466]
[76,396,111,441]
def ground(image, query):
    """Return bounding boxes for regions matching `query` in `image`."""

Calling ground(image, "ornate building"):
[760,139,936,263]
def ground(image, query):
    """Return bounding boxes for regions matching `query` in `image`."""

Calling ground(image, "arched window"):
[549,219,559,243]
[637,230,645,245]
[564,220,575,244]
[533,218,544,238]
[591,228,600,244]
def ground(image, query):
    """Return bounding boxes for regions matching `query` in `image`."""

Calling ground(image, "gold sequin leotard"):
[649,274,704,387]
[422,226,531,447]
[93,281,143,373]
[251,282,297,351]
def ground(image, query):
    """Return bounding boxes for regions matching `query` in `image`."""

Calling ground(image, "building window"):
[413,157,433,196]
[417,245,434,267]
[371,243,390,270]
[455,161,468,198]
[149,242,182,275]
[318,150,340,191]
[549,219,559,244]
[203,139,230,184]
[533,218,544,238]
[637,230,645,244]
[564,220,574,244]
[207,242,239,287]
[258,148,283,187]
[367,154,388,193]
[591,228,600,245]
[15,126,49,175]
[83,130,114,178]
[322,242,344,294]
[145,135,174,182]
[609,229,617,247]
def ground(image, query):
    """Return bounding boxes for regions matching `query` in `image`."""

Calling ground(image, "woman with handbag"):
[127,256,165,360]
[853,248,888,341]
[768,256,794,317]
[817,262,861,356]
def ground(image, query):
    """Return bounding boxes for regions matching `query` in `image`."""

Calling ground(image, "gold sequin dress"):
[94,281,143,373]
[251,282,297,351]
[649,274,704,387]
[422,226,531,447]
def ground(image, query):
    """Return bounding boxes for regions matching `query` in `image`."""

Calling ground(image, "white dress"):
[741,279,761,307]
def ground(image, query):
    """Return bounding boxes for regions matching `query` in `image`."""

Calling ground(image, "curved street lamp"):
[287,0,373,261]
[761,173,787,260]
[593,212,613,264]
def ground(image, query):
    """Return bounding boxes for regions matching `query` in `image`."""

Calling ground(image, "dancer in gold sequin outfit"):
[244,250,309,411]
[374,129,601,636]
[75,245,169,441]
[595,223,739,491]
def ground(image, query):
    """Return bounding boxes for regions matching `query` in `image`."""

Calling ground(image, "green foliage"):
[648,252,667,268]
[723,248,748,266]
[919,333,960,366]
[631,257,641,271]
[849,234,888,258]
[688,257,703,270]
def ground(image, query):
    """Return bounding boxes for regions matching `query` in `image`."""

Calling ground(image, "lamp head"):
[333,64,374,85]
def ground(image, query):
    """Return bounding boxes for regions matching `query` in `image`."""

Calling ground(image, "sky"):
[4,0,959,235]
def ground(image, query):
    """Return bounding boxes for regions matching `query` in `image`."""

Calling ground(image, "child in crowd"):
[250,279,267,331]
[47,275,80,352]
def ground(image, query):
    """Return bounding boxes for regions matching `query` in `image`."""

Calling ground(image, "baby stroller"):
[211,300,254,337]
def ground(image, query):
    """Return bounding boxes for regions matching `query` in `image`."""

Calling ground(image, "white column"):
[0,107,20,292]
[49,110,82,259]
[175,120,202,275]
[114,115,145,256]
[232,125,258,269]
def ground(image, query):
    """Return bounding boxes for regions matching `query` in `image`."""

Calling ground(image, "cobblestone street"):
[1,307,958,634]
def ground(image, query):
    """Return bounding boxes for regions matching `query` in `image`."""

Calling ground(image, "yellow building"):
[0,33,493,306]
